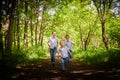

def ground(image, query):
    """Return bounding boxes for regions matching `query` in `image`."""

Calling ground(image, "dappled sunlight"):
[28,53,39,59]
[0,0,120,80]
[11,72,25,79]
[83,72,93,75]
[96,70,105,73]
[50,77,62,80]
[38,64,42,68]
[47,70,60,73]
[1,58,118,80]
[70,70,85,74]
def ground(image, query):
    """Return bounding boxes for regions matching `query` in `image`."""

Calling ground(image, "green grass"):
[74,48,108,65]
[74,48,120,66]
[1,46,120,68]
[1,45,48,67]
[107,48,120,66]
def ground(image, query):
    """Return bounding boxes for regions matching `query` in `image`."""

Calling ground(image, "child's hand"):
[56,53,60,59]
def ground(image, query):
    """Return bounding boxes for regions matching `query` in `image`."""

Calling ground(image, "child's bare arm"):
[47,41,50,47]
[57,52,60,59]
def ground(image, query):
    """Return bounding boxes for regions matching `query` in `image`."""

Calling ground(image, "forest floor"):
[0,58,120,80]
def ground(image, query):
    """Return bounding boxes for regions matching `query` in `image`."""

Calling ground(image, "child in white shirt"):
[48,31,58,67]
[65,35,74,59]
[58,40,69,71]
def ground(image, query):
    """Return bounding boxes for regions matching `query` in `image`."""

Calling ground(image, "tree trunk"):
[13,20,16,48]
[30,15,33,46]
[0,22,3,54]
[35,2,39,46]
[5,0,16,54]
[79,25,84,50]
[0,0,4,56]
[39,10,44,46]
[40,29,44,46]
[101,18,109,50]
[92,0,112,50]
[0,24,3,55]
[39,23,44,46]
[17,0,20,49]
[17,16,20,49]
[35,16,38,46]
[84,29,91,50]
[24,1,28,47]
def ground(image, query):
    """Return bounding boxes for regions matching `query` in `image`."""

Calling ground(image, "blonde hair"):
[59,40,65,44]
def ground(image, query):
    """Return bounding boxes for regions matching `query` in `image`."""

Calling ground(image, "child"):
[65,35,74,59]
[48,31,58,67]
[58,40,70,71]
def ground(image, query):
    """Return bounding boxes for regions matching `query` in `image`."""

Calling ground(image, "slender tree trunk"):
[17,0,20,49]
[17,16,20,49]
[35,1,39,46]
[101,18,109,50]
[0,24,3,55]
[13,20,16,48]
[39,23,44,46]
[30,3,33,46]
[30,15,33,46]
[84,29,91,50]
[24,1,28,47]
[79,25,84,50]
[0,0,4,56]
[5,0,16,54]
[35,16,38,46]
[40,29,44,46]
[0,22,3,55]
[39,11,45,46]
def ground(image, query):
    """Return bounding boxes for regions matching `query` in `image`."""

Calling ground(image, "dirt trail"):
[0,58,120,80]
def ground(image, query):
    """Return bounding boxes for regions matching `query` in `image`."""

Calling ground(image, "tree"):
[24,1,28,47]
[0,0,3,56]
[30,3,33,46]
[39,4,45,46]
[17,0,20,49]
[35,0,39,46]
[92,0,113,50]
[5,0,16,54]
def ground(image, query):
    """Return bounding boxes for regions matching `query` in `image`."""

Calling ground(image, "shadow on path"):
[0,58,120,80]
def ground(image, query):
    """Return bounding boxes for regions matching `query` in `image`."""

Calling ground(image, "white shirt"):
[49,37,58,49]
[65,40,74,50]
[59,46,69,58]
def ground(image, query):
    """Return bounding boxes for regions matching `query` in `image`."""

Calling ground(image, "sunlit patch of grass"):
[74,48,120,66]
[2,45,48,67]
[24,46,47,59]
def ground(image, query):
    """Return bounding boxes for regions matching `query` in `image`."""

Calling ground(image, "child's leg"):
[69,50,72,58]
[61,58,65,70]
[50,47,56,66]
[68,50,72,64]
[68,53,72,64]
[50,49,54,62]
[65,57,69,66]
[52,47,57,65]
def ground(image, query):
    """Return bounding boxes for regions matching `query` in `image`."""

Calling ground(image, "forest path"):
[0,58,120,80]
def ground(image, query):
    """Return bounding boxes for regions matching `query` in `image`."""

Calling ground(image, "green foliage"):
[2,46,47,67]
[24,45,47,59]
[74,48,120,67]
[108,48,120,66]
[1,0,120,68]
[108,17,120,47]
[74,48,108,65]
